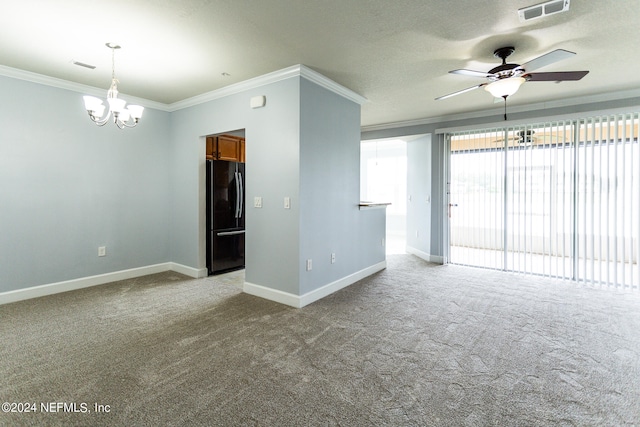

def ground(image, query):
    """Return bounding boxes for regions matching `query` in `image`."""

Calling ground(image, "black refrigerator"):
[206,159,245,275]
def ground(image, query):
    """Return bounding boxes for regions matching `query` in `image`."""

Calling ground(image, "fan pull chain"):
[503,95,508,121]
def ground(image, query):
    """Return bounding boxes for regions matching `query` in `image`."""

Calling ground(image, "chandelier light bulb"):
[83,44,144,129]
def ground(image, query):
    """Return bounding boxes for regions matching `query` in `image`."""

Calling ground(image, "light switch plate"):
[254,196,262,208]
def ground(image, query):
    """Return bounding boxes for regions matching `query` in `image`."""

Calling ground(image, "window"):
[361,139,407,253]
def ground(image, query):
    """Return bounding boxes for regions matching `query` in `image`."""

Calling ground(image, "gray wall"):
[168,77,302,293]
[4,68,638,297]
[0,76,171,292]
[169,76,384,297]
[299,78,382,295]
[406,135,431,256]
[429,136,446,258]
[1,70,385,301]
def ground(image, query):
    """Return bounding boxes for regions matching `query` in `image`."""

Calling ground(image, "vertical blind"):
[448,112,639,290]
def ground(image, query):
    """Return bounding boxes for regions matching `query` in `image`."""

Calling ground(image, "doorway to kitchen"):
[206,129,246,275]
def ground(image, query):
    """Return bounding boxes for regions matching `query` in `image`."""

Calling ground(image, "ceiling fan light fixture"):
[485,77,526,98]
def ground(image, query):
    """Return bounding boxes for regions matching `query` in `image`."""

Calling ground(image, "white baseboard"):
[299,261,386,307]
[169,263,208,278]
[1,259,385,308]
[406,246,444,264]
[242,282,302,308]
[0,262,204,305]
[243,261,387,308]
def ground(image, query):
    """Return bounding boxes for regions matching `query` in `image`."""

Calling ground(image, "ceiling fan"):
[493,129,544,146]
[494,130,538,145]
[493,129,569,146]
[435,46,589,119]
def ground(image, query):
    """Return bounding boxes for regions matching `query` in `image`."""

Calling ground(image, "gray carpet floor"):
[1,254,640,426]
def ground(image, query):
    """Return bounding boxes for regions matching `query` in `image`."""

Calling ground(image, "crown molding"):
[168,64,368,111]
[0,64,367,113]
[0,65,170,111]
[5,62,635,131]
[298,65,368,105]
[167,65,301,111]
[361,88,640,133]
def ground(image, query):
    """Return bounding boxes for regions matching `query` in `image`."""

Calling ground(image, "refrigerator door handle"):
[238,170,244,219]
[217,230,246,236]
[208,160,214,221]
[234,171,241,219]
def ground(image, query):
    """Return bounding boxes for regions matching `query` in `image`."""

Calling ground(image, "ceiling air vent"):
[518,0,570,21]
[72,60,96,70]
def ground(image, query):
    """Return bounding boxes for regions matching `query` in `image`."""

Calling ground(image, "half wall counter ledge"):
[359,201,392,210]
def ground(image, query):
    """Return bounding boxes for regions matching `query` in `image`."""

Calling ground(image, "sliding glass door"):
[448,128,505,270]
[447,113,639,290]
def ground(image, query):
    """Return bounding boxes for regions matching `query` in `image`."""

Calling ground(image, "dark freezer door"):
[210,229,245,274]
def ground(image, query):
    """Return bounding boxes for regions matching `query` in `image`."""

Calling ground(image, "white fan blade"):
[520,49,576,72]
[435,83,487,100]
[449,69,495,78]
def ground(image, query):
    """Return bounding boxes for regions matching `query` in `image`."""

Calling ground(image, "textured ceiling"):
[1,0,639,127]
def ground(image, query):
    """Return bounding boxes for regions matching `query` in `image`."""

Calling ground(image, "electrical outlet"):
[254,196,262,208]
[98,246,106,257]
[331,253,336,264]
[306,259,312,271]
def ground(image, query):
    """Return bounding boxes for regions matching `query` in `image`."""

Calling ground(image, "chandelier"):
[83,43,144,129]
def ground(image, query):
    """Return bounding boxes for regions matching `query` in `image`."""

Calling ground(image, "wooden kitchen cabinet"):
[206,135,245,163]
[206,137,215,158]
[239,137,246,163]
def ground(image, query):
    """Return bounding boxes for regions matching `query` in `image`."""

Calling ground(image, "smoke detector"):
[518,0,570,21]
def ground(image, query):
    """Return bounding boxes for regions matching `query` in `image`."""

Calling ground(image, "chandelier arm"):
[113,114,138,129]
[118,120,138,128]
[88,110,112,126]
